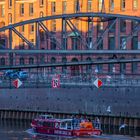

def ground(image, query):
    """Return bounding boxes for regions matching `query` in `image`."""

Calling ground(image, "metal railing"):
[0,72,140,88]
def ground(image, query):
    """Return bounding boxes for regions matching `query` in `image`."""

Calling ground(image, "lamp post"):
[112,66,115,83]
[107,106,111,134]
[95,67,98,78]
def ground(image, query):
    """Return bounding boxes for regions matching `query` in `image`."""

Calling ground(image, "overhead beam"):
[0,58,140,70]
[0,50,140,54]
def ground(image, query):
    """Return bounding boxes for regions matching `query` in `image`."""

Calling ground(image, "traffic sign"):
[94,78,102,88]
[52,75,60,88]
[13,78,22,88]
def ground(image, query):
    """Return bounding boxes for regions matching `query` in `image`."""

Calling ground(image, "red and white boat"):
[31,115,102,137]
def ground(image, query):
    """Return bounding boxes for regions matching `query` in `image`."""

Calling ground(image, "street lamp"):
[112,66,116,82]
[95,67,98,78]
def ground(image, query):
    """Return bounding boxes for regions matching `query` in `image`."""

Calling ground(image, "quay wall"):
[0,87,139,128]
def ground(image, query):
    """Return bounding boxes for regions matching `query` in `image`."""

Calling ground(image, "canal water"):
[0,120,139,140]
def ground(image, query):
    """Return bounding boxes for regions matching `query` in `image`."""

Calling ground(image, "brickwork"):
[0,0,140,74]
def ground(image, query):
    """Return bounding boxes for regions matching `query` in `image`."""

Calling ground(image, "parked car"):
[4,70,17,79]
[17,71,28,79]
[4,70,28,80]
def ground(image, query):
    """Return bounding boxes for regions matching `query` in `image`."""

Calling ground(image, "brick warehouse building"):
[0,0,140,76]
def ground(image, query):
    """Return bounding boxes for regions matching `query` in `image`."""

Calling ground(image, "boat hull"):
[33,127,102,137]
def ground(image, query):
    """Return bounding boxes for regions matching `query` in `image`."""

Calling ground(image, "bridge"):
[0,12,139,88]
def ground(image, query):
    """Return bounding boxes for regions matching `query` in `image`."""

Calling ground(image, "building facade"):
[0,0,140,75]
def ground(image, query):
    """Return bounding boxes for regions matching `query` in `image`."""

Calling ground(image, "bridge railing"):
[0,73,140,88]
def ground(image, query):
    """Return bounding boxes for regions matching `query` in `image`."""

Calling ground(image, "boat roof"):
[36,118,73,123]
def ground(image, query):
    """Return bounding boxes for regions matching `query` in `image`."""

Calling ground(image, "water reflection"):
[0,120,139,140]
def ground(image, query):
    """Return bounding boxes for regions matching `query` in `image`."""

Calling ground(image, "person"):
[71,115,76,129]
[94,117,100,129]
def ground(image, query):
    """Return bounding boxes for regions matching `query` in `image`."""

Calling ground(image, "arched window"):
[51,57,56,73]
[120,57,126,73]
[8,13,12,24]
[62,57,67,73]
[20,57,24,65]
[71,58,79,76]
[0,57,5,65]
[40,11,44,17]
[0,21,5,28]
[96,57,103,73]
[29,57,34,64]
[86,57,92,73]
[108,57,114,73]
[40,55,45,63]
[19,39,24,49]
[40,29,45,41]
[132,57,138,73]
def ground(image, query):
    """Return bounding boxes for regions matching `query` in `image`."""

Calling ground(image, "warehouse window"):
[29,57,34,64]
[132,57,138,73]
[62,1,67,13]
[20,4,24,16]
[120,20,126,32]
[9,0,12,8]
[8,13,12,24]
[109,0,114,11]
[20,57,25,65]
[132,36,138,50]
[51,2,56,14]
[39,0,44,7]
[74,0,80,13]
[29,3,34,15]
[98,0,103,12]
[51,19,56,32]
[109,37,115,50]
[133,0,138,10]
[121,0,126,10]
[1,5,5,17]
[0,58,5,65]
[87,0,92,11]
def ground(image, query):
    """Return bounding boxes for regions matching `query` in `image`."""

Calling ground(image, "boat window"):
[60,122,67,129]
[41,116,45,119]
[67,121,72,130]
[43,122,55,127]
[38,121,43,126]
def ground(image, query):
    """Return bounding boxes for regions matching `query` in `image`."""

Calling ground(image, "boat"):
[30,115,102,137]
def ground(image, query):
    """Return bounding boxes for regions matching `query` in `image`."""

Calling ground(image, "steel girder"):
[94,18,117,49]
[0,58,140,70]
[38,21,62,49]
[66,19,89,49]
[12,27,34,48]
[0,50,140,54]
[120,22,140,49]
[0,13,140,32]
